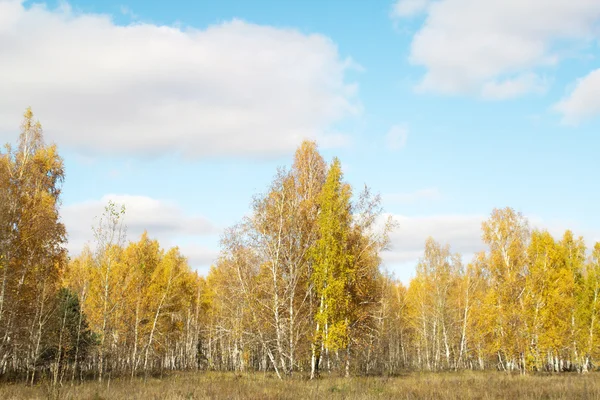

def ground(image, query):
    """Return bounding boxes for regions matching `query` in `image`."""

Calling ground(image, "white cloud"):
[382,212,600,283]
[481,73,548,100]
[0,1,359,158]
[554,68,600,123]
[529,215,600,248]
[383,187,440,204]
[383,214,485,266]
[392,0,432,17]
[393,0,600,98]
[386,125,408,150]
[62,194,220,269]
[176,245,220,274]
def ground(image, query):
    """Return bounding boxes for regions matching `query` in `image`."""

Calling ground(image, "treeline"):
[1,110,599,385]
[0,110,204,384]
[399,224,600,374]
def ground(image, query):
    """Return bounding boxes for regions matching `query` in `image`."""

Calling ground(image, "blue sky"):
[1,0,599,282]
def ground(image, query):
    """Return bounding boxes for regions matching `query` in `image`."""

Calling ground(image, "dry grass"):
[1,371,599,400]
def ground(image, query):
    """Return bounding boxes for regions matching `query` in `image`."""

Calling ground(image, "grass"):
[1,371,599,399]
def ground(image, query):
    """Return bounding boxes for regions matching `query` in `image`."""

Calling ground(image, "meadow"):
[1,371,599,400]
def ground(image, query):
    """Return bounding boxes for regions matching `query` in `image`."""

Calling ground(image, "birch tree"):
[481,207,529,371]
[89,200,126,382]
[0,108,66,381]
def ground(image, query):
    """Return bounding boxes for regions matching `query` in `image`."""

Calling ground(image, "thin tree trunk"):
[310,294,324,380]
[71,285,87,384]
[131,298,140,378]
[345,335,351,378]
[54,303,68,388]
[143,290,168,378]
[30,282,47,385]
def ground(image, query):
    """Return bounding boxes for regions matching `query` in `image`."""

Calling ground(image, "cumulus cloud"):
[554,68,600,123]
[529,215,600,247]
[385,125,408,150]
[0,0,359,158]
[62,194,220,268]
[382,212,600,282]
[481,73,548,100]
[393,0,600,98]
[175,245,220,274]
[382,214,486,266]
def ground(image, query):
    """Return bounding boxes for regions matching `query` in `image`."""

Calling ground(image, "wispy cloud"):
[554,68,600,124]
[386,125,409,150]
[119,5,139,20]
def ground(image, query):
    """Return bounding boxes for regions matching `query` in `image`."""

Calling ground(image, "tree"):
[63,247,95,382]
[89,200,126,382]
[42,288,95,387]
[0,108,67,382]
[557,231,586,370]
[406,238,462,371]
[209,140,327,378]
[583,243,600,369]
[524,230,562,370]
[342,186,393,376]
[481,207,529,372]
[309,158,353,378]
[120,232,162,377]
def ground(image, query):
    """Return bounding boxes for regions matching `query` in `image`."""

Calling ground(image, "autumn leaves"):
[210,145,391,378]
[1,109,599,383]
[402,209,600,373]
[0,108,67,383]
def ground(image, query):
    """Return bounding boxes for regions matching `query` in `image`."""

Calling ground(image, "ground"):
[0,371,598,399]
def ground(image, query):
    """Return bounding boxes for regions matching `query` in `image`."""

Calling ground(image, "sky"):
[1,0,599,283]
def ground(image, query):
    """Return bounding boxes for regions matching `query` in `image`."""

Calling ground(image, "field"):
[1,371,599,400]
